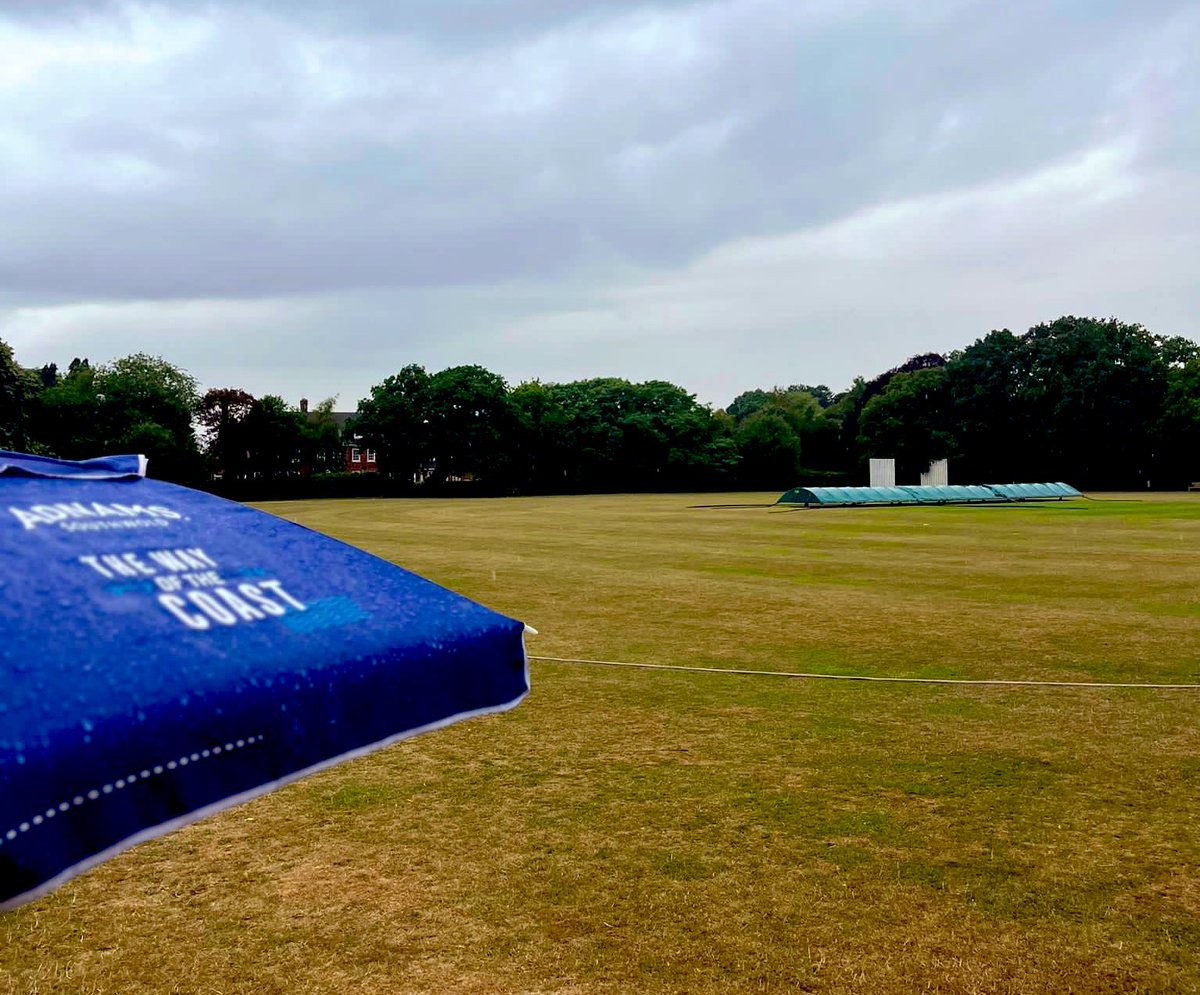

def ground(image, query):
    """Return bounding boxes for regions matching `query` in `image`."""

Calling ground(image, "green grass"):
[4,492,1200,994]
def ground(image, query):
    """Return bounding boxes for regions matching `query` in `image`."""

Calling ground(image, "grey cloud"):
[0,0,1197,407]
[6,147,1197,408]
[0,0,709,43]
[1,0,1196,305]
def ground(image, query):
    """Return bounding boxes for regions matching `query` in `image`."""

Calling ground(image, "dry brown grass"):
[5,492,1200,994]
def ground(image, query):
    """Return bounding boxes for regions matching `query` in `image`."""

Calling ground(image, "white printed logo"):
[8,502,183,533]
[76,546,308,631]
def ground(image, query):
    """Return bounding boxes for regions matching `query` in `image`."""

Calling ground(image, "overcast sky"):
[0,0,1196,409]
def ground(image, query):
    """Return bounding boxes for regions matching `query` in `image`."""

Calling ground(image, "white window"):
[366,450,376,463]
[351,448,361,463]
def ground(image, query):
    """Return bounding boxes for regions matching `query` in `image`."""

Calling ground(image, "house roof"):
[304,409,355,428]
[299,400,357,437]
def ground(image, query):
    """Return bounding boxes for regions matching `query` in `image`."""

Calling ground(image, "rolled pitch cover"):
[0,450,529,910]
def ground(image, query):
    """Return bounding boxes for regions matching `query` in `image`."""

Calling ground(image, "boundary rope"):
[528,655,1200,690]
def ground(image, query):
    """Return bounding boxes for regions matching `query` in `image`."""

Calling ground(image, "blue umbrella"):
[0,450,529,910]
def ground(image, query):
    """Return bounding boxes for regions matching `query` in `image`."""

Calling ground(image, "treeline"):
[0,354,346,487]
[2,316,1199,494]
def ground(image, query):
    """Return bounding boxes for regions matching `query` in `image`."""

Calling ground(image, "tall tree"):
[508,381,571,491]
[729,388,844,481]
[299,398,345,475]
[735,410,802,487]
[241,395,304,479]
[946,329,1028,481]
[197,387,256,479]
[28,353,202,481]
[727,389,773,422]
[546,378,629,488]
[787,383,835,408]
[0,339,26,450]
[1157,357,1200,488]
[96,354,203,482]
[424,365,513,484]
[1018,317,1165,487]
[25,359,103,458]
[352,364,431,482]
[546,378,733,490]
[857,367,956,480]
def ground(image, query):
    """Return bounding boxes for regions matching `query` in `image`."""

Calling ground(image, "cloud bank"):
[1,0,1196,405]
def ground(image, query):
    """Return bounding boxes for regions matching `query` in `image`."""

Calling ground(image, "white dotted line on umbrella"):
[0,734,265,847]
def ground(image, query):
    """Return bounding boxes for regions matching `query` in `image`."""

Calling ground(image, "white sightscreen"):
[920,459,949,486]
[869,458,896,488]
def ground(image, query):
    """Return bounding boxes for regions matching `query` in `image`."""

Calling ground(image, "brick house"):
[300,398,378,474]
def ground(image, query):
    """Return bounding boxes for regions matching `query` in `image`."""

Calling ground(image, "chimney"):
[300,398,309,414]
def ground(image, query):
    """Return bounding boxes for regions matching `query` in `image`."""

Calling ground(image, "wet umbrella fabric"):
[0,451,529,910]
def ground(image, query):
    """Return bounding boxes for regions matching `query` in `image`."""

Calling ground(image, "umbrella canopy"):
[0,450,529,910]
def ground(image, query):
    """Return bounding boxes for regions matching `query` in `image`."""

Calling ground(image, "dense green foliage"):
[0,341,26,451]
[3,316,1199,492]
[24,355,204,481]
